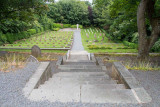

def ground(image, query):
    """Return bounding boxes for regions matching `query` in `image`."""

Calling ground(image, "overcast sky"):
[55,0,92,3]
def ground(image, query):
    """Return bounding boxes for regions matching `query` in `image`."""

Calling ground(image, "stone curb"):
[0,47,70,50]
[23,62,50,97]
[112,62,152,103]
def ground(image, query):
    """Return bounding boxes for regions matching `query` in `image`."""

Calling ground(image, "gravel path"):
[131,70,160,107]
[71,30,84,51]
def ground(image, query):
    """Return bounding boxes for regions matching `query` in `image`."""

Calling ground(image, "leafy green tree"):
[0,0,48,33]
[48,0,90,25]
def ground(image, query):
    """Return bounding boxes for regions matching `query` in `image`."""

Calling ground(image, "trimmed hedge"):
[52,28,60,31]
[87,45,112,49]
[53,23,63,29]
[71,25,83,29]
[63,24,71,28]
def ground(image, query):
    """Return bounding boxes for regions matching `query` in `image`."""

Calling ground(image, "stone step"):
[69,51,88,55]
[59,69,104,72]
[52,72,107,77]
[68,55,89,61]
[65,60,95,63]
[63,62,96,65]
[42,77,117,86]
[82,84,126,90]
[52,74,110,79]
[58,65,102,70]
[29,84,137,103]
[81,87,138,103]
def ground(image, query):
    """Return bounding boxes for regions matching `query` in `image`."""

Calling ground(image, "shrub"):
[0,34,7,43]
[71,24,83,28]
[52,28,60,31]
[27,29,36,35]
[79,25,83,29]
[6,33,14,44]
[71,25,77,28]
[22,31,29,38]
[40,27,44,32]
[0,41,3,46]
[53,23,63,29]
[151,39,160,52]
[123,41,138,49]
[43,24,50,31]
[35,27,41,33]
[63,24,71,28]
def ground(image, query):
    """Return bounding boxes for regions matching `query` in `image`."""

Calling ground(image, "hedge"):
[123,41,138,49]
[63,24,71,28]
[52,28,60,31]
[53,23,63,29]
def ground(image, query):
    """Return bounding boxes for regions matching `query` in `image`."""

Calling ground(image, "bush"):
[123,41,138,49]
[27,29,36,35]
[35,27,41,33]
[52,28,60,31]
[6,33,14,44]
[0,41,3,46]
[53,23,63,29]
[71,25,83,29]
[71,25,77,28]
[40,27,44,32]
[0,34,7,43]
[87,45,112,49]
[63,24,71,28]
[79,25,83,29]
[22,31,29,38]
[151,39,160,52]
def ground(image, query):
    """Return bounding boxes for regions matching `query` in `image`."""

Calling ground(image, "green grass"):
[81,28,138,53]
[0,31,73,49]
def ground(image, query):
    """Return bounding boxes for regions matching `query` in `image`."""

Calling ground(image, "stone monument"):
[31,45,41,58]
[77,24,79,30]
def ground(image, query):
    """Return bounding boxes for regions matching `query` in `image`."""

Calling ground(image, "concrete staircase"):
[29,51,139,103]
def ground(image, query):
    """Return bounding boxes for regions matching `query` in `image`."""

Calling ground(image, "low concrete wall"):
[23,62,51,97]
[112,62,152,103]
[56,56,63,66]
[34,62,52,88]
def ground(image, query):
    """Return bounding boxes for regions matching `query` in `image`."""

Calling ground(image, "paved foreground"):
[28,51,139,103]
[0,61,160,106]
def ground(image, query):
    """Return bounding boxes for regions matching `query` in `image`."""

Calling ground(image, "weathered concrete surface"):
[67,51,89,61]
[23,62,50,97]
[112,62,152,103]
[81,87,138,103]
[28,71,139,103]
[58,65,102,70]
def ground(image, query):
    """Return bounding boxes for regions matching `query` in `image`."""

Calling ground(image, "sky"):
[55,0,93,3]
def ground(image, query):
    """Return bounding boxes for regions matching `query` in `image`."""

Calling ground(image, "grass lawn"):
[0,31,73,49]
[81,28,138,53]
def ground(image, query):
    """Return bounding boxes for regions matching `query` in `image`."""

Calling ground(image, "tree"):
[48,0,90,25]
[0,0,48,33]
[137,0,160,59]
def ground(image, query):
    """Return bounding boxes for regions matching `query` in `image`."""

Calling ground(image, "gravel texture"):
[131,70,160,107]
[1,60,159,107]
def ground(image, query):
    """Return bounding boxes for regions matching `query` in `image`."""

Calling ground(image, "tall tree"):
[137,0,160,59]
